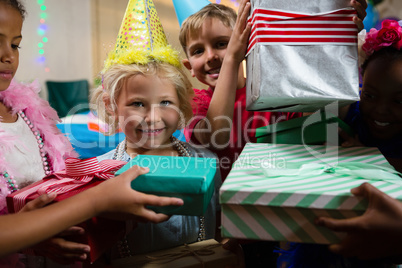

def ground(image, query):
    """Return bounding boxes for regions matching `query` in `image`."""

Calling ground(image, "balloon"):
[363,2,379,31]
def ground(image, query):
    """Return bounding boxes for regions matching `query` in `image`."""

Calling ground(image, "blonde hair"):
[91,62,193,135]
[179,3,237,54]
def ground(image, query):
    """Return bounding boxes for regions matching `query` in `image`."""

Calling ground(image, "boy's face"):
[113,74,182,152]
[0,5,22,91]
[360,58,402,141]
[182,17,232,88]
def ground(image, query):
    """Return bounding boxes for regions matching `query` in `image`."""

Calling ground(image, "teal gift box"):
[256,111,353,145]
[115,155,217,216]
[220,143,401,244]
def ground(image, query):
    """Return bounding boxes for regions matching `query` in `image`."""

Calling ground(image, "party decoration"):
[36,0,50,72]
[172,0,211,27]
[103,0,180,73]
[363,1,379,31]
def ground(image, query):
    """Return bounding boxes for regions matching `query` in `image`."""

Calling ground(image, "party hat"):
[103,0,180,72]
[172,0,211,27]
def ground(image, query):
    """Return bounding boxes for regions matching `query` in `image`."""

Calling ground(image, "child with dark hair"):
[341,19,402,172]
[278,19,402,268]
[0,1,183,267]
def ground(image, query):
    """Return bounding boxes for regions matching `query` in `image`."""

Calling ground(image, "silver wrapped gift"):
[246,0,360,112]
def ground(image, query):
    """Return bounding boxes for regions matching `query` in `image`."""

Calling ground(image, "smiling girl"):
[0,0,91,266]
[91,61,223,261]
[342,19,402,172]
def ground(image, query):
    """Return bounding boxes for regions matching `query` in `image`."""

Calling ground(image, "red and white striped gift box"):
[7,157,126,213]
[245,0,360,112]
[6,157,127,263]
[247,8,357,55]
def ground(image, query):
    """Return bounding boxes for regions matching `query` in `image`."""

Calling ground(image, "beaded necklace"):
[1,110,52,194]
[114,136,206,258]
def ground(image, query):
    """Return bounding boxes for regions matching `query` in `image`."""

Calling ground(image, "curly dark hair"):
[1,0,26,20]
[361,46,402,76]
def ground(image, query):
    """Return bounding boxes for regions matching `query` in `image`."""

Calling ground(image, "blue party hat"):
[172,0,211,27]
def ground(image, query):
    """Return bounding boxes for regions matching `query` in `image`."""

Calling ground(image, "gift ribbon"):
[11,157,127,212]
[246,8,358,56]
[145,243,221,267]
[259,161,402,185]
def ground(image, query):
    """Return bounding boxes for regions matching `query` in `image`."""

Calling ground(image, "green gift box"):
[115,155,217,216]
[220,143,401,244]
[256,111,353,145]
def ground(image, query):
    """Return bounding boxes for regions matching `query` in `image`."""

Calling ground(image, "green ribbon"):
[259,161,402,184]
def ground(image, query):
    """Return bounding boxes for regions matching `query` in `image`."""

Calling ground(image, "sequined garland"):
[114,136,206,258]
[2,110,52,194]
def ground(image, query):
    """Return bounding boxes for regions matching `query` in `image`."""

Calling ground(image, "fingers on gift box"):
[115,155,217,216]
[220,143,400,244]
[6,157,128,263]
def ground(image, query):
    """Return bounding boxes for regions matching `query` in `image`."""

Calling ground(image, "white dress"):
[0,114,45,187]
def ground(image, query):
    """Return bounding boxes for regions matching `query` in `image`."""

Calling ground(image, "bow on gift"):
[261,162,402,184]
[12,158,127,212]
[37,157,127,195]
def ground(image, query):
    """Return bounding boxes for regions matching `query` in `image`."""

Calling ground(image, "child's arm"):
[30,225,89,263]
[0,166,183,258]
[193,0,251,148]
[316,182,402,260]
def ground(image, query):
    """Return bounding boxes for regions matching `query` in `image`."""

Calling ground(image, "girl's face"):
[0,4,22,91]
[114,74,182,153]
[360,57,402,141]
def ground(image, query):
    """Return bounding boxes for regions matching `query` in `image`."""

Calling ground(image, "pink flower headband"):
[362,19,402,57]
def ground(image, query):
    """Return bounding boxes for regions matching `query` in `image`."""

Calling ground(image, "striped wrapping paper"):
[5,157,128,263]
[220,143,401,244]
[6,157,126,213]
[246,8,357,56]
[245,0,360,112]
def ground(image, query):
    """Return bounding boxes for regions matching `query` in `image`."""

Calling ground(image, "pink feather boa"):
[0,79,77,212]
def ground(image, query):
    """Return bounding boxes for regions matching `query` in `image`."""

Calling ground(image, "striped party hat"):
[103,0,180,72]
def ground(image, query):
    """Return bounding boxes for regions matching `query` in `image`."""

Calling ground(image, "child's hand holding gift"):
[316,182,402,260]
[19,192,90,264]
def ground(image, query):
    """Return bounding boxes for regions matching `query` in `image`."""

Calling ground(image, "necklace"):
[113,136,192,159]
[114,137,206,258]
[2,110,52,194]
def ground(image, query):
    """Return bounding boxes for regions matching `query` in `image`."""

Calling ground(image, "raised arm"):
[194,0,251,148]
[316,182,402,260]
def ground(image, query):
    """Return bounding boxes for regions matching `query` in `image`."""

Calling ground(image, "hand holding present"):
[19,193,91,264]
[316,182,402,260]
[1,161,184,259]
[94,165,184,223]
